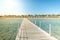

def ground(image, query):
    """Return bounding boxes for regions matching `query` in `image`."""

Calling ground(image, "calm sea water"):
[0,19,22,40]
[29,19,60,40]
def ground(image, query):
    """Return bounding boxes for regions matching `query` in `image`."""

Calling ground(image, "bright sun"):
[0,0,22,15]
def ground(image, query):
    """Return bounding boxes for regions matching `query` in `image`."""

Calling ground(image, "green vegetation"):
[0,19,22,40]
[0,14,60,18]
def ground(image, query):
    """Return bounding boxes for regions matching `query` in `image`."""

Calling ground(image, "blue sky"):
[0,0,60,15]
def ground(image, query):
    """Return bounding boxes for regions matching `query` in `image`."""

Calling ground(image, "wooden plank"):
[15,18,58,40]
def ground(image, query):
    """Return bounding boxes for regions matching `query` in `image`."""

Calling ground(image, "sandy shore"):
[0,17,60,19]
[28,17,60,19]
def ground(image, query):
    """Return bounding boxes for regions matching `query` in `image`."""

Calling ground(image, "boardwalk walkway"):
[16,18,58,40]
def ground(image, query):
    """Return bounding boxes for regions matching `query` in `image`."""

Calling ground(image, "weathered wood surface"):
[16,18,58,40]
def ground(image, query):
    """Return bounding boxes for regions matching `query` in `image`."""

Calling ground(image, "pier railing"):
[15,18,58,40]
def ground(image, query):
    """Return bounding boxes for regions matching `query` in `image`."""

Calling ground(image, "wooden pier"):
[16,18,58,40]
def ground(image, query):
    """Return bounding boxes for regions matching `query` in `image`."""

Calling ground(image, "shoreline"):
[0,17,60,19]
[28,17,60,19]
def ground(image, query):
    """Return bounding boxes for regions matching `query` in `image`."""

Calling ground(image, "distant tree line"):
[0,14,60,18]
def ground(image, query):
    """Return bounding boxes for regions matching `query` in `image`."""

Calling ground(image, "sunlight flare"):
[0,0,22,15]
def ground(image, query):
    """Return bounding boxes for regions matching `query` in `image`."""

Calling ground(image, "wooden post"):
[49,24,51,35]
[39,21,41,28]
[35,20,36,24]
